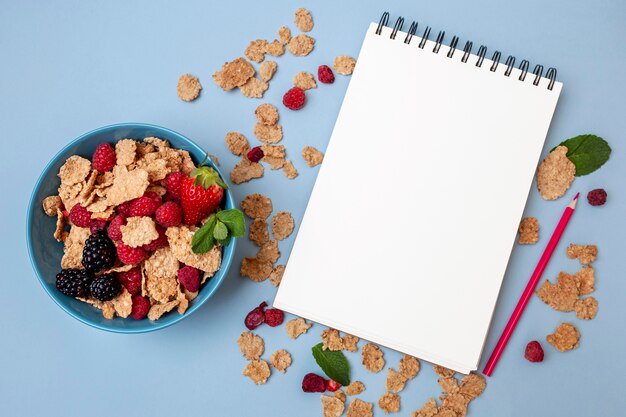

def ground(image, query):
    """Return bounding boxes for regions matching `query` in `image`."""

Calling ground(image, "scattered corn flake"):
[547,322,580,352]
[566,243,598,264]
[120,216,159,248]
[237,331,265,360]
[321,329,344,351]
[362,343,385,373]
[54,209,68,242]
[259,60,278,83]
[347,399,374,417]
[255,103,279,126]
[575,265,595,295]
[269,349,292,373]
[574,297,598,320]
[249,218,270,246]
[115,139,137,166]
[231,158,265,184]
[399,355,420,380]
[239,77,269,98]
[266,40,285,57]
[257,239,280,263]
[322,395,345,417]
[254,122,283,144]
[346,381,365,396]
[342,334,359,352]
[295,8,314,32]
[294,71,317,90]
[433,365,455,378]
[43,195,63,216]
[437,377,459,394]
[278,26,291,44]
[271,211,295,240]
[288,34,315,56]
[213,57,256,91]
[143,247,180,303]
[60,225,90,269]
[286,317,311,339]
[386,368,408,393]
[240,256,272,282]
[148,297,181,320]
[261,145,286,170]
[379,392,401,414]
[245,39,268,63]
[439,393,469,417]
[536,146,576,200]
[269,264,285,287]
[518,217,539,244]
[334,389,347,403]
[333,56,357,75]
[241,193,273,219]
[283,160,298,179]
[433,409,457,417]
[208,153,220,167]
[411,398,438,417]
[225,132,250,156]
[176,73,202,102]
[458,373,486,399]
[106,166,150,207]
[536,271,580,312]
[58,155,91,185]
[243,359,271,385]
[165,225,222,274]
[302,146,324,167]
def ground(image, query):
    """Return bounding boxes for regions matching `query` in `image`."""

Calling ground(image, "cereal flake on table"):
[249,218,270,246]
[238,331,265,360]
[438,376,459,394]
[240,256,273,282]
[361,343,385,373]
[334,389,347,403]
[547,322,580,352]
[271,211,295,240]
[398,354,420,379]
[379,391,401,414]
[213,57,256,91]
[225,132,250,156]
[294,71,317,90]
[575,265,595,294]
[302,146,324,167]
[255,103,280,126]
[342,334,359,352]
[411,398,438,417]
[321,328,344,351]
[518,217,539,244]
[536,271,580,312]
[243,359,271,384]
[285,317,311,339]
[346,398,374,417]
[176,73,202,102]
[254,122,283,144]
[239,77,269,99]
[288,34,315,56]
[295,8,314,32]
[439,393,469,417]
[269,264,285,287]
[333,56,357,75]
[536,145,575,200]
[269,349,292,373]
[261,145,286,170]
[459,373,487,399]
[283,160,298,179]
[278,26,291,44]
[259,61,278,82]
[241,193,273,219]
[245,39,268,63]
[266,40,285,57]
[256,239,280,263]
[321,395,345,417]
[566,243,598,264]
[386,368,408,393]
[574,297,598,320]
[230,158,264,184]
[346,381,365,396]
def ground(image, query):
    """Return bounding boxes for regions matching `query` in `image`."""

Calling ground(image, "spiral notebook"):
[274,13,562,373]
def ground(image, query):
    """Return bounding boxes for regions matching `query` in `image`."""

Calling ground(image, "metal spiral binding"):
[376,12,558,90]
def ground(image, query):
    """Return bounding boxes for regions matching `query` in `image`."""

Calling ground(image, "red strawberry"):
[180,166,227,225]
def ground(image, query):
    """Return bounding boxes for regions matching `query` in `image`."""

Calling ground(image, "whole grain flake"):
[240,256,273,282]
[334,389,347,403]
[288,34,315,56]
[269,349,292,373]
[256,239,280,263]
[176,73,202,102]
[239,77,269,98]
[271,211,295,240]
[536,146,576,200]
[302,146,324,167]
[295,8,314,32]
[433,365,455,378]
[259,60,278,82]
[411,398,438,417]
[244,39,268,63]
[347,399,373,417]
[42,195,63,216]
[536,271,580,312]
[458,373,486,399]
[225,132,250,156]
[269,265,285,287]
[362,343,385,373]
[574,297,598,320]
[285,317,311,339]
[386,368,408,392]
[439,393,469,417]
[213,57,256,91]
[378,392,401,414]
[237,331,265,360]
[518,217,539,244]
[241,193,273,219]
[266,40,285,57]
[342,334,359,352]
[566,243,598,264]
[249,218,270,246]
[294,72,317,90]
[575,265,595,294]
[333,56,357,75]
[438,376,459,394]
[115,139,137,166]
[346,381,365,396]
[283,160,298,179]
[243,359,271,384]
[278,26,291,44]
[546,322,580,352]
[120,216,159,248]
[230,158,265,184]
[255,103,279,126]
[261,145,286,169]
[399,354,420,379]
[321,395,345,417]
[254,122,283,143]
[321,328,344,351]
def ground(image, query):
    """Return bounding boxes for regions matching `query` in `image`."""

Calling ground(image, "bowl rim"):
[26,122,236,334]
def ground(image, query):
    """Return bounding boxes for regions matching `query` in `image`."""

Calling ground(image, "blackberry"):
[82,230,116,272]
[90,273,121,301]
[56,269,94,297]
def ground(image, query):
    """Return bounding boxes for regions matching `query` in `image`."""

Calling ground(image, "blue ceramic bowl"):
[26,123,236,333]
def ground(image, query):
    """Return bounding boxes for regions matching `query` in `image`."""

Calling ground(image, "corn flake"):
[259,61,278,82]
[286,317,311,339]
[255,103,279,126]
[321,395,345,417]
[266,40,285,57]
[61,225,90,269]
[321,328,343,351]
[347,399,373,417]
[240,256,272,282]
[278,26,291,44]
[239,77,269,99]
[536,146,576,200]
[294,72,316,90]
[386,368,408,392]
[213,57,255,91]
[225,132,250,156]
[254,122,283,144]
[575,265,595,295]
[241,193,273,219]
[269,349,292,373]
[566,244,598,264]
[433,365,455,378]
[342,334,359,352]
[547,322,580,352]
[230,158,264,184]
[458,373,486,399]
[411,398,438,417]
[518,217,539,244]
[249,218,269,246]
[271,211,295,240]
[261,145,286,170]
[379,392,401,414]
[257,239,280,263]
[288,34,315,56]
[245,40,268,63]
[536,271,580,312]
[346,381,365,396]
[43,195,63,216]
[283,160,298,179]
[399,355,420,380]
[120,216,159,248]
[237,331,265,360]
[58,155,91,185]
[295,8,314,32]
[362,343,385,373]
[574,297,598,320]
[243,359,271,385]
[165,225,222,274]
[269,264,285,287]
[334,56,357,75]
[177,73,202,101]
[106,165,150,207]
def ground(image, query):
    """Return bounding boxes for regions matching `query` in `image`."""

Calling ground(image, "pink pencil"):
[483,192,580,377]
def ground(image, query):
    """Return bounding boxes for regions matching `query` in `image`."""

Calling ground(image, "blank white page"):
[274,22,562,373]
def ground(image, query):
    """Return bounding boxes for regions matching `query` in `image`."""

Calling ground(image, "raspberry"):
[92,143,116,172]
[69,204,91,228]
[107,214,126,241]
[116,241,147,265]
[129,194,161,217]
[130,295,150,320]
[177,265,200,292]
[116,201,133,216]
[587,188,607,206]
[155,201,183,228]
[89,219,108,234]
[264,308,284,327]
[247,146,265,163]
[282,87,306,110]
[318,65,335,84]
[142,225,168,251]
[302,373,326,393]
[118,267,142,295]
[524,340,545,362]
[325,379,341,392]
[244,301,267,330]
[165,171,185,200]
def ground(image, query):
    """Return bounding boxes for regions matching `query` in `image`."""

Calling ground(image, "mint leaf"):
[216,209,245,237]
[311,343,350,386]
[213,220,228,240]
[217,236,231,247]
[554,134,611,176]
[191,215,217,254]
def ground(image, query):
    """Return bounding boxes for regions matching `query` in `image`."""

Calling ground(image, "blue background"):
[1,1,624,416]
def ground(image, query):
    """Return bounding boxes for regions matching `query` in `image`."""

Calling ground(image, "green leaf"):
[554,134,611,176]
[311,343,350,386]
[216,209,246,237]
[191,215,217,254]
[217,236,232,247]
[213,220,228,240]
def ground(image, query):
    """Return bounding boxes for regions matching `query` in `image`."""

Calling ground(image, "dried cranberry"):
[325,379,341,392]
[244,301,268,330]
[247,146,265,163]
[524,340,544,362]
[587,188,607,206]
[302,373,326,393]
[318,65,335,84]
[264,308,284,327]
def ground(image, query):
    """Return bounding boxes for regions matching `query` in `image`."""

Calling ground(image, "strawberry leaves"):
[190,166,229,189]
[191,209,245,253]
